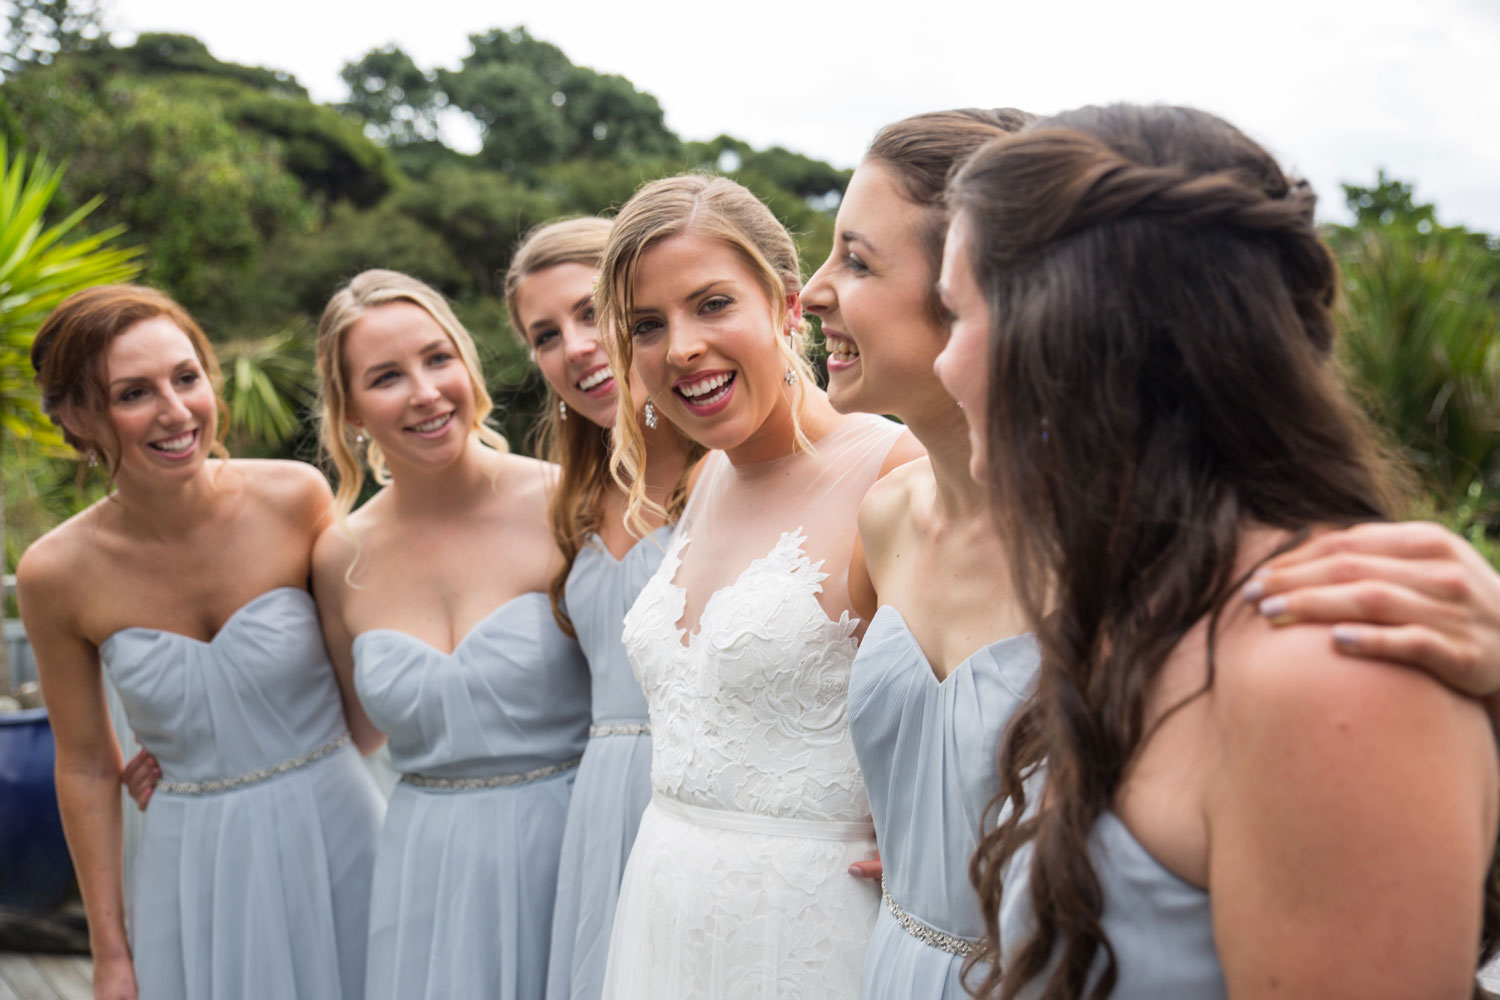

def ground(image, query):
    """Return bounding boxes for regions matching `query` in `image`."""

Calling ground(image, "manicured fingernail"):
[1241,578,1265,602]
[1331,625,1361,649]
[848,865,861,875]
[1257,596,1287,621]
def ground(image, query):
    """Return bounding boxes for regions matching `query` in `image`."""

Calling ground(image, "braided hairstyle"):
[951,105,1474,998]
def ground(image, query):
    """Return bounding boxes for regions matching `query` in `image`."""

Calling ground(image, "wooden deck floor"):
[0,954,91,1000]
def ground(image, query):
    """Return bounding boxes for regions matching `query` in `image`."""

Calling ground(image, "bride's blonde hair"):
[596,173,816,537]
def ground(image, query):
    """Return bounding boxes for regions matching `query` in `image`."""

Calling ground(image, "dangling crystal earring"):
[784,366,798,386]
[87,450,98,468]
[353,429,367,447]
[559,400,568,422]
[643,398,658,430]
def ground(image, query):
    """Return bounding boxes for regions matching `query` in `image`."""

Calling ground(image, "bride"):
[594,173,920,997]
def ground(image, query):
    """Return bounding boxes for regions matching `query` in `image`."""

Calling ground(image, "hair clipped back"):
[951,105,1430,999]
[865,108,1037,321]
[316,269,507,522]
[31,284,230,479]
[597,173,814,537]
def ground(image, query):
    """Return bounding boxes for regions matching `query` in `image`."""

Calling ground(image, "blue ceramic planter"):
[0,707,74,911]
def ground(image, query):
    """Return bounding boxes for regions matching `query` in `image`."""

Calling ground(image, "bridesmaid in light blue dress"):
[19,285,383,1000]
[801,110,1038,996]
[502,218,697,1000]
[310,269,590,1000]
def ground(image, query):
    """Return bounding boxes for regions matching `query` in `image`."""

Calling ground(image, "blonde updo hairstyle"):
[596,174,816,537]
[315,269,508,521]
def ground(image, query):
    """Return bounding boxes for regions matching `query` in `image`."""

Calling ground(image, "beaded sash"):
[155,732,351,796]
[399,755,582,790]
[881,878,977,957]
[589,722,651,739]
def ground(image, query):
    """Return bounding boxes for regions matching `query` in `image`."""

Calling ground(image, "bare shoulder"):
[499,453,558,506]
[311,515,361,585]
[858,457,926,564]
[1212,602,1496,780]
[231,459,331,513]
[16,502,110,600]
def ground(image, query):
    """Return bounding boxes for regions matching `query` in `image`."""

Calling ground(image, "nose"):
[562,322,598,364]
[409,371,441,405]
[159,385,193,424]
[802,256,835,316]
[663,319,705,369]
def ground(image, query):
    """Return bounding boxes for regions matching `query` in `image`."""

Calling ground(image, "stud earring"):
[559,400,568,422]
[643,398,658,430]
[784,367,798,386]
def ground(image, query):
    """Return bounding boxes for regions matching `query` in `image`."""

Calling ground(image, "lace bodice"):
[622,527,866,821]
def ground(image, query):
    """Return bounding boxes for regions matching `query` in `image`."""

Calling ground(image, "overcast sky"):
[101,0,1500,232]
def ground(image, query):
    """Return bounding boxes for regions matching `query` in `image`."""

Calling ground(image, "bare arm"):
[17,548,137,1000]
[1208,622,1498,998]
[311,525,386,754]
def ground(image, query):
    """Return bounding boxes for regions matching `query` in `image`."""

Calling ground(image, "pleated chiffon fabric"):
[354,592,591,1000]
[546,528,667,1000]
[98,587,384,1000]
[848,606,1038,998]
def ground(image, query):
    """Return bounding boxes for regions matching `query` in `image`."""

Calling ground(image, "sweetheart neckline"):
[100,586,311,651]
[867,605,1035,688]
[352,591,549,657]
[579,525,672,568]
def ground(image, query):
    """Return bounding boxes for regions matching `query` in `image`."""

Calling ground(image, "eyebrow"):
[361,338,449,378]
[842,230,874,252]
[109,358,198,387]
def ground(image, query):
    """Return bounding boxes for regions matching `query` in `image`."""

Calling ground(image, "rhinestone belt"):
[589,723,650,738]
[399,755,582,790]
[882,878,977,957]
[155,732,352,796]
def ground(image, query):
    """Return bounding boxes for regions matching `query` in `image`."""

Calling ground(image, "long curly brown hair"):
[954,104,1499,998]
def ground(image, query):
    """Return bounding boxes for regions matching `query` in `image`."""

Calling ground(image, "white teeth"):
[577,368,614,391]
[410,414,451,433]
[827,338,860,361]
[151,431,195,453]
[678,373,732,398]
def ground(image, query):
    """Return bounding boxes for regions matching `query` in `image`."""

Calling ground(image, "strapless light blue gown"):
[355,592,591,1000]
[999,790,1227,998]
[547,528,667,1000]
[847,606,1037,998]
[98,587,384,1000]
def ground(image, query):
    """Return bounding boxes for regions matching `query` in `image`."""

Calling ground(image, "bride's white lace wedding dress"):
[601,414,905,999]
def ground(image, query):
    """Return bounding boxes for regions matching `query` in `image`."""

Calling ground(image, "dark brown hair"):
[950,105,1474,998]
[865,108,1037,322]
[31,284,229,478]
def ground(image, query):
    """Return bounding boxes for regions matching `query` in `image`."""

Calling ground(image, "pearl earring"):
[643,399,658,430]
[559,400,568,422]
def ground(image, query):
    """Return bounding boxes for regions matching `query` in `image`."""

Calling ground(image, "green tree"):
[0,137,141,689]
[339,44,442,145]
[2,0,107,74]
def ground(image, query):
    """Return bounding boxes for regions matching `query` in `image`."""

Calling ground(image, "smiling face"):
[803,161,952,421]
[102,316,218,481]
[933,211,993,483]
[513,261,640,430]
[626,230,798,464]
[341,300,476,472]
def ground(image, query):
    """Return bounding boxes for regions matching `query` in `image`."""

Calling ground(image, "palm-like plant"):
[1335,223,1500,539]
[0,137,142,691]
[217,328,315,454]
